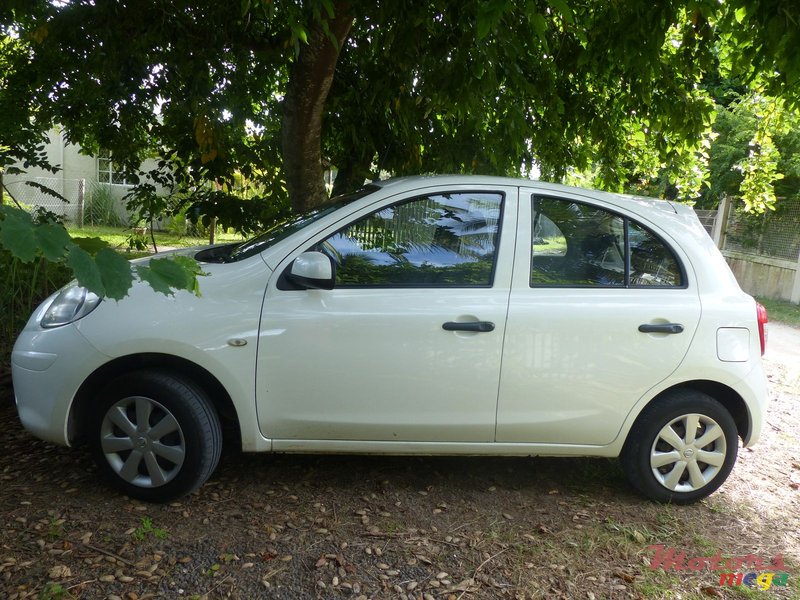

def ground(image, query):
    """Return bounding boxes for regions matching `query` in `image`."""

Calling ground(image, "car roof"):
[369,175,684,217]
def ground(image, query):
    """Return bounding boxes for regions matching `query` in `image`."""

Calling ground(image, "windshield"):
[225,185,380,262]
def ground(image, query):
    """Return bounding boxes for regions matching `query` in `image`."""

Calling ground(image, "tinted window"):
[316,192,503,287]
[531,196,683,288]
[629,221,682,286]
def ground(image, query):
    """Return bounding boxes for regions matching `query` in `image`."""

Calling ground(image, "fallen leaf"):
[449,578,476,592]
[48,565,71,579]
[613,570,635,583]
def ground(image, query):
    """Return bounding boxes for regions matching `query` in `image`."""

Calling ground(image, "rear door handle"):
[638,323,684,334]
[442,321,495,332]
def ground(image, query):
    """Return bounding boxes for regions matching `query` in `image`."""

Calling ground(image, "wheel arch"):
[68,353,240,446]
[631,380,750,444]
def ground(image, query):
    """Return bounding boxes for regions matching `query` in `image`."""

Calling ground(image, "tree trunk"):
[282,5,353,213]
[331,152,374,197]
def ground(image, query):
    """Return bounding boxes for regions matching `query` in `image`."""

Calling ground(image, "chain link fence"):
[694,209,717,237]
[723,199,800,262]
[3,177,134,227]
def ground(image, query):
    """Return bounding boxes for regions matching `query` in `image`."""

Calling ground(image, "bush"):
[86,186,126,227]
[0,250,72,371]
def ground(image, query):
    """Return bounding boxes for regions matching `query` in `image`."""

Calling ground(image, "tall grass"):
[86,186,126,227]
[0,250,72,372]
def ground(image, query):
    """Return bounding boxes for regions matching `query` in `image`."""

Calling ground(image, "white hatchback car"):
[12,176,769,504]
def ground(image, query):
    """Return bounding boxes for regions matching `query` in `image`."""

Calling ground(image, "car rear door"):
[496,189,702,446]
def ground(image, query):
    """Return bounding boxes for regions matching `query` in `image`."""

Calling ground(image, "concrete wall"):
[724,250,799,304]
[696,200,800,305]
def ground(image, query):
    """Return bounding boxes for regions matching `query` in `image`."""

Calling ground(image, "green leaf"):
[95,248,134,300]
[476,1,507,41]
[67,246,105,297]
[71,236,111,255]
[136,256,204,297]
[34,222,72,261]
[547,0,574,24]
[476,14,490,40]
[734,6,746,24]
[291,24,308,45]
[531,13,547,44]
[0,206,37,262]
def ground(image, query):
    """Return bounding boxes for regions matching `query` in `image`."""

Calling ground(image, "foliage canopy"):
[1,0,799,298]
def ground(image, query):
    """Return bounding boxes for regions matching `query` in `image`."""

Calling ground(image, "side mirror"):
[286,251,335,290]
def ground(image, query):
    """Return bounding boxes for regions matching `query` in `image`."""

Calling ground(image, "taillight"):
[756,302,768,356]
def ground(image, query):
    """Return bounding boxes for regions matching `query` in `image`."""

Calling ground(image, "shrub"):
[0,250,72,371]
[86,186,126,227]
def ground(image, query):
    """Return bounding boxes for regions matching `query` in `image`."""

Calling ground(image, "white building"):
[4,127,163,226]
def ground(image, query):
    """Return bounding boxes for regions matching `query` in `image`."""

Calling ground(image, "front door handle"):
[442,321,495,333]
[638,323,684,334]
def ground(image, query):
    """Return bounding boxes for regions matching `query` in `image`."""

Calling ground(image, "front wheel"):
[621,390,738,504]
[89,370,222,503]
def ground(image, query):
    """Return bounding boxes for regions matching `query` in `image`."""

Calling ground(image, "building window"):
[98,152,129,185]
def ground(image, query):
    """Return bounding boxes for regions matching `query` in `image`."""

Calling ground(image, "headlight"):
[40,285,102,328]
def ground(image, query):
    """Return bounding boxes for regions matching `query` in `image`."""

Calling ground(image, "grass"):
[756,297,800,327]
[66,224,245,253]
[38,583,74,600]
[132,516,168,541]
[46,518,66,540]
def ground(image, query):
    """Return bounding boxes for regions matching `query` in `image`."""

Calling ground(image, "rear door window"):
[531,196,683,288]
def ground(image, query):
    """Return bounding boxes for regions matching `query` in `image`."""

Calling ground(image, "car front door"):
[257,186,517,443]
[497,190,702,446]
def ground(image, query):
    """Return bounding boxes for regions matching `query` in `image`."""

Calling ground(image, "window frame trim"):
[97,152,131,186]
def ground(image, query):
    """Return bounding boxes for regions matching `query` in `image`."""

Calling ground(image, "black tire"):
[88,370,222,503]
[620,390,738,504]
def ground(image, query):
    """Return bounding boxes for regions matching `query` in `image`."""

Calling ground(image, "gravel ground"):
[1,326,798,600]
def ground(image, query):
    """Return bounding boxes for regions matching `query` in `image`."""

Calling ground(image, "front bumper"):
[12,320,110,447]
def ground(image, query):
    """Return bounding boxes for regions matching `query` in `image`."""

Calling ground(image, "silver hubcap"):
[650,413,727,493]
[100,396,185,488]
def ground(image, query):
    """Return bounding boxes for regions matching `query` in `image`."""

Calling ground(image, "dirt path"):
[0,327,798,599]
[766,321,800,383]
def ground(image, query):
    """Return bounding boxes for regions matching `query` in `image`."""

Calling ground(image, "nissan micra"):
[12,176,769,504]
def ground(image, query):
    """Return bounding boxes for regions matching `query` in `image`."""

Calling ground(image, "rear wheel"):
[89,370,222,503]
[621,390,738,504]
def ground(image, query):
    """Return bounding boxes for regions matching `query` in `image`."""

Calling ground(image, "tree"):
[2,0,800,298]
[702,91,800,213]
